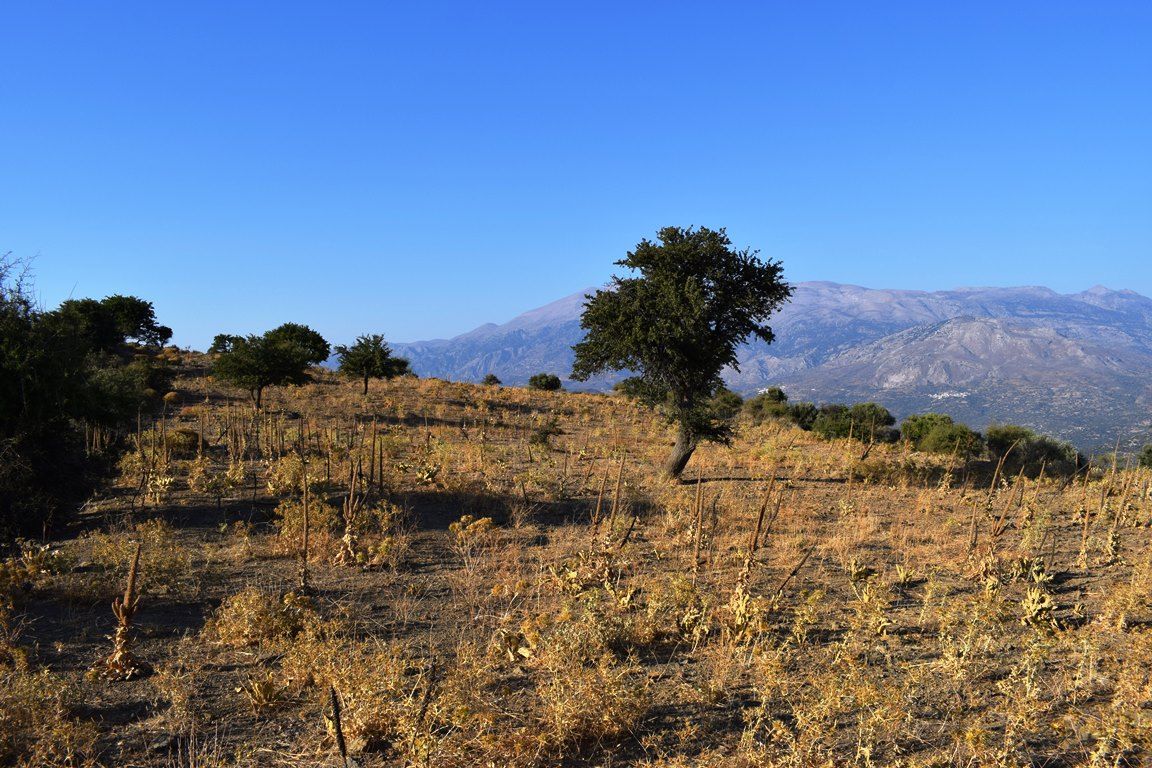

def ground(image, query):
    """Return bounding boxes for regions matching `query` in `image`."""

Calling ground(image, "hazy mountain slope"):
[393,282,1152,450]
[774,316,1152,449]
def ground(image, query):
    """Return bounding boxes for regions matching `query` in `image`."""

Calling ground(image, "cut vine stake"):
[299,452,311,592]
[328,686,352,768]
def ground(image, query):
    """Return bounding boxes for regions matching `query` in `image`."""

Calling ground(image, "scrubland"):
[3,360,1152,767]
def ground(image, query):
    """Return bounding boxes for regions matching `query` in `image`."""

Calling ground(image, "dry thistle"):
[100,541,151,680]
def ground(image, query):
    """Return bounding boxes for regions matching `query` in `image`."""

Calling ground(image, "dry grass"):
[1,361,1151,766]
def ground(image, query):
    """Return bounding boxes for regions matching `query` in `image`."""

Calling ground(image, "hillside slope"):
[393,282,1152,449]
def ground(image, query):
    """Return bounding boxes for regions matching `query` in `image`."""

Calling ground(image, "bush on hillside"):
[986,424,1079,477]
[902,413,983,457]
[1140,445,1152,469]
[528,373,562,391]
[812,402,899,443]
[744,387,790,425]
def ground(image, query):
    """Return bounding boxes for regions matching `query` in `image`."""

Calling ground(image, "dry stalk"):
[300,455,312,591]
[101,541,151,680]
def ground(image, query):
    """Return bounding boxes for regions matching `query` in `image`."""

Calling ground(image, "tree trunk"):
[663,424,697,481]
[253,387,263,410]
[363,375,369,396]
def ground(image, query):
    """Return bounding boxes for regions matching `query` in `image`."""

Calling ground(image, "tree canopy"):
[1,256,172,537]
[528,373,562,391]
[334,334,411,394]
[55,294,172,352]
[572,226,791,479]
[211,323,330,408]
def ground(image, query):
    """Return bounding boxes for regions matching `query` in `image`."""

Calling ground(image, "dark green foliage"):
[919,422,983,458]
[812,403,898,443]
[571,226,791,479]
[528,373,562,391]
[710,387,744,419]
[811,404,851,439]
[744,388,790,425]
[985,424,1079,477]
[1,256,171,537]
[902,413,983,457]
[901,413,956,447]
[54,294,171,352]
[334,334,411,394]
[985,424,1036,457]
[787,402,819,431]
[212,323,330,408]
[482,374,502,386]
[1139,445,1152,469]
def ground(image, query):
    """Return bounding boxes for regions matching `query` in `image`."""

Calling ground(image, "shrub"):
[1139,445,1152,469]
[85,518,193,596]
[205,587,319,648]
[919,422,983,458]
[901,413,955,447]
[528,373,562,391]
[709,387,744,423]
[985,424,1079,477]
[273,497,340,556]
[0,666,98,767]
[744,388,789,425]
[902,414,983,457]
[787,401,819,430]
[530,417,563,447]
[812,402,898,443]
[482,373,502,386]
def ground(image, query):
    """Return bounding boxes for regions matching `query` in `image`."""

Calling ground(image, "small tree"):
[572,226,791,479]
[482,373,502,386]
[528,373,562,391]
[211,323,329,409]
[334,334,411,395]
[1140,445,1152,469]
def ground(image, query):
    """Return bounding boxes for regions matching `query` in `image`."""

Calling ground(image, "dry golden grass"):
[1,361,1151,766]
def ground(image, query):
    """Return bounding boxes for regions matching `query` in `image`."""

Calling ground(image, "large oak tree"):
[572,226,791,480]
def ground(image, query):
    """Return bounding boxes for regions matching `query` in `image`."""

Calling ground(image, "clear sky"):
[2,2,1149,349]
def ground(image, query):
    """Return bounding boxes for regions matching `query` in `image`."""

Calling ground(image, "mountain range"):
[393,282,1152,451]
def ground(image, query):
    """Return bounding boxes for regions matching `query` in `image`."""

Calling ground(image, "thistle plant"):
[101,541,151,680]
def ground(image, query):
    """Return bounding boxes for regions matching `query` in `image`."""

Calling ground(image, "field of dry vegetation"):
[3,355,1152,767]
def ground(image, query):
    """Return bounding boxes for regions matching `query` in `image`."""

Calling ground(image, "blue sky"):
[2,2,1149,349]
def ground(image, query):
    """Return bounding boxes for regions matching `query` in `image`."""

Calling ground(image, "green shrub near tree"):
[786,402,819,431]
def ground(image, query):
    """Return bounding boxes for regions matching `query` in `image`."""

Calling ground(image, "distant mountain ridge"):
[393,282,1152,451]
